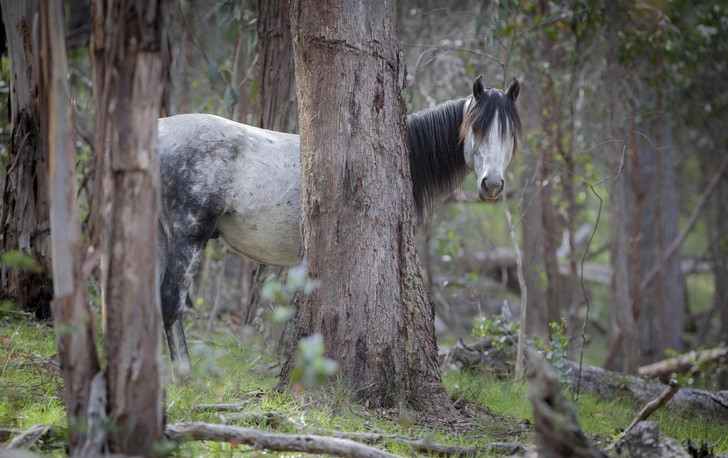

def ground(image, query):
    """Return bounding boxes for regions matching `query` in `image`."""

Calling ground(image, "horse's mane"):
[407,98,469,223]
[407,89,522,222]
[460,88,523,153]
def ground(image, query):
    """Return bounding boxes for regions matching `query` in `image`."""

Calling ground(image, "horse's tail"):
[157,219,170,286]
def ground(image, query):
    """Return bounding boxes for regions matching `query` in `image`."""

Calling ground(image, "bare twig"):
[193,403,248,413]
[400,42,504,67]
[605,379,680,453]
[0,309,33,317]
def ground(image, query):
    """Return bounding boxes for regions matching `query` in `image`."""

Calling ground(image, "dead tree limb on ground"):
[638,347,728,381]
[443,338,728,422]
[165,422,401,458]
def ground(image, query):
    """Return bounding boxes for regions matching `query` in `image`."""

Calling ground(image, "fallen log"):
[566,359,728,422]
[442,338,728,422]
[638,347,728,381]
[165,422,399,458]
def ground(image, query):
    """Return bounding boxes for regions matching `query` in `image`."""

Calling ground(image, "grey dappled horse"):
[158,76,522,376]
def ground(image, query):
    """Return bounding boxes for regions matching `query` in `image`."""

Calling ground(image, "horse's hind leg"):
[161,236,209,378]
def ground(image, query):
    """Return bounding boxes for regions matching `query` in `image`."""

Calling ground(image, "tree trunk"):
[257,0,297,133]
[40,0,101,453]
[603,2,639,374]
[282,0,456,416]
[244,0,298,353]
[521,167,548,339]
[535,0,565,332]
[0,0,53,318]
[95,0,169,454]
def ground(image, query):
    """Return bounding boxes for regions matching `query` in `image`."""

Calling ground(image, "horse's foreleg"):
[160,237,208,379]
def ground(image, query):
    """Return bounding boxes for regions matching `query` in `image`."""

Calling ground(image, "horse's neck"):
[408,97,470,224]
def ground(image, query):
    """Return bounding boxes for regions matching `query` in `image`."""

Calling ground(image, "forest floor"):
[0,312,726,457]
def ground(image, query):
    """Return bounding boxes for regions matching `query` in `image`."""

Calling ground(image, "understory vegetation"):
[1,311,725,456]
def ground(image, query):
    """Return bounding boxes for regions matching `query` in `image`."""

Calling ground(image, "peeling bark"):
[40,0,102,454]
[0,0,53,318]
[94,0,170,454]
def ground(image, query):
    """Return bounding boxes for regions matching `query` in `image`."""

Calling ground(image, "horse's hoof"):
[173,361,194,383]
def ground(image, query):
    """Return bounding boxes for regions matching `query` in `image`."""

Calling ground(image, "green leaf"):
[226,19,239,43]
[1,250,43,273]
[208,61,220,89]
[223,86,239,112]
[217,1,232,28]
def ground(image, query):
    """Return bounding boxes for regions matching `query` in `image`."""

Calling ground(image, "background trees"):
[1,0,727,452]
[0,0,53,319]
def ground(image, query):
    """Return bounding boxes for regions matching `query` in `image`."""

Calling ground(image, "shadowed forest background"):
[31,0,723,377]
[1,0,727,456]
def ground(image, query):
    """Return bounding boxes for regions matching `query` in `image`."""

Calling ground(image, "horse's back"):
[157,114,302,266]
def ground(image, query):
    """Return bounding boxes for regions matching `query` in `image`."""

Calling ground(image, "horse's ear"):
[472,75,485,99]
[506,77,520,102]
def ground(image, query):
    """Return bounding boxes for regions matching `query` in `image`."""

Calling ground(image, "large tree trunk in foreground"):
[95,0,169,454]
[282,0,455,416]
[41,0,101,453]
[0,0,53,318]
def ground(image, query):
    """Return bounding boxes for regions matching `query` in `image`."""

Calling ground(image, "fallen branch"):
[443,338,728,422]
[565,359,728,422]
[638,347,728,380]
[317,430,524,457]
[0,309,34,317]
[165,422,400,458]
[5,424,50,449]
[204,411,525,457]
[193,403,248,412]
[0,428,24,443]
[605,379,680,453]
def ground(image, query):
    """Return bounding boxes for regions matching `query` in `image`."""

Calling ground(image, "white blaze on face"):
[470,112,514,200]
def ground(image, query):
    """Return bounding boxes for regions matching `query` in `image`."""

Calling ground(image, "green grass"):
[1,313,727,456]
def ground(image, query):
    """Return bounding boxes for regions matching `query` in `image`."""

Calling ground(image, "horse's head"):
[461,76,522,202]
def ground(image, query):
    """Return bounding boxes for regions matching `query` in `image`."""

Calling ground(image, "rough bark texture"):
[40,0,101,453]
[0,0,53,318]
[257,0,297,133]
[95,0,169,454]
[283,0,456,416]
